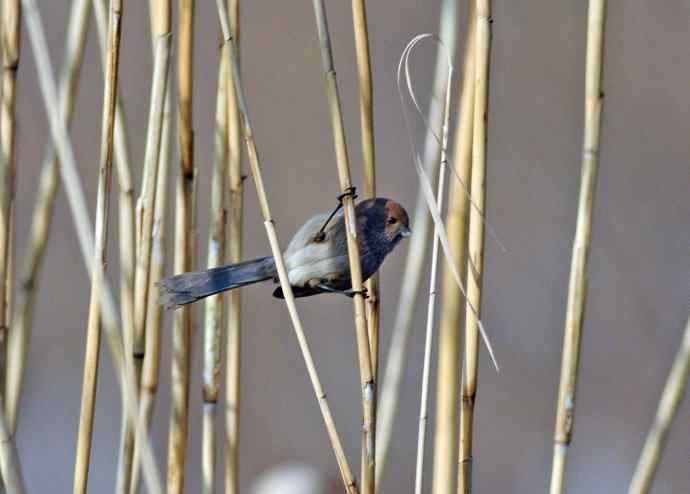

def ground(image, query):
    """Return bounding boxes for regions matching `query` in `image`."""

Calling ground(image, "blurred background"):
[10,1,690,492]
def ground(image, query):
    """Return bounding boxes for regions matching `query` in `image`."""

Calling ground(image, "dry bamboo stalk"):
[4,0,92,431]
[549,2,606,493]
[375,0,459,483]
[457,1,492,492]
[72,1,123,491]
[0,395,25,494]
[21,0,163,491]
[201,49,229,494]
[167,1,195,491]
[628,314,690,494]
[350,0,378,378]
[223,1,242,491]
[115,1,171,491]
[215,1,358,491]
[431,5,476,493]
[130,87,172,494]
[309,1,375,491]
[0,0,21,406]
[415,70,452,494]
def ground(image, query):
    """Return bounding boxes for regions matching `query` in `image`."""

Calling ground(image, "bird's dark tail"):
[158,256,276,308]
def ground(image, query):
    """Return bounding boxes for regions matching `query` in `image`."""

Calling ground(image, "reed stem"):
[73,1,123,491]
[549,1,606,492]
[0,394,25,494]
[215,1,358,491]
[5,0,91,432]
[167,1,195,491]
[628,314,690,494]
[310,1,375,491]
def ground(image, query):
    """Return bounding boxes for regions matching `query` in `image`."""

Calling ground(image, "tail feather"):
[159,256,275,308]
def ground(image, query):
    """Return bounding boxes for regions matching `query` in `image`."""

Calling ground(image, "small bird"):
[159,197,411,308]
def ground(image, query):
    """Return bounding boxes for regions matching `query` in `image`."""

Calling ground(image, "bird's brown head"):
[356,198,411,249]
[382,199,411,242]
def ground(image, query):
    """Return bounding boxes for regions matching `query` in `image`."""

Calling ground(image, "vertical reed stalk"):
[0,0,21,405]
[310,1,375,491]
[0,395,25,494]
[224,1,242,492]
[628,314,690,494]
[350,0,378,378]
[167,0,195,491]
[215,1,358,491]
[5,0,91,432]
[415,71,452,494]
[201,50,228,494]
[431,4,476,493]
[376,0,459,483]
[116,1,171,491]
[21,1,163,490]
[457,1,491,492]
[73,1,123,492]
[130,88,172,494]
[549,1,606,492]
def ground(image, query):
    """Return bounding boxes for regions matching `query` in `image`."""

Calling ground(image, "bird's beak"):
[400,226,412,237]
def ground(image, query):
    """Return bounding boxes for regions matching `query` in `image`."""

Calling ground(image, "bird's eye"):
[387,217,397,225]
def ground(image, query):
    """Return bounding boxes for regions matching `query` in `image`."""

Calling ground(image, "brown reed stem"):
[215,1,358,491]
[4,0,91,432]
[167,1,195,491]
[431,5,476,493]
[457,1,491,492]
[310,1,375,491]
[375,0,459,483]
[21,0,163,491]
[223,1,242,491]
[549,1,606,492]
[0,0,21,409]
[73,0,123,491]
[201,48,229,494]
[628,314,690,494]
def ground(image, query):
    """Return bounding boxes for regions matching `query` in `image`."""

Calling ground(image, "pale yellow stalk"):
[0,395,25,494]
[5,0,91,432]
[310,1,375,491]
[0,0,20,404]
[549,1,606,492]
[224,1,242,492]
[73,1,123,492]
[431,4,475,493]
[202,50,229,494]
[628,314,690,494]
[167,1,195,491]
[215,1,358,491]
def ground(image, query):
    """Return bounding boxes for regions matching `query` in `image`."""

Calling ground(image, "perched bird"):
[159,197,411,308]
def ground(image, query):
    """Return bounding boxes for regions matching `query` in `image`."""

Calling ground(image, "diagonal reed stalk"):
[350,0,378,379]
[430,5,476,493]
[167,0,195,491]
[224,2,242,493]
[0,394,25,494]
[21,0,163,491]
[549,1,606,492]
[458,1,492,492]
[309,1,376,491]
[116,1,171,490]
[5,0,93,433]
[130,88,172,494]
[72,0,123,491]
[628,313,690,494]
[0,0,21,408]
[375,0,459,484]
[201,48,229,494]
[215,1,358,492]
